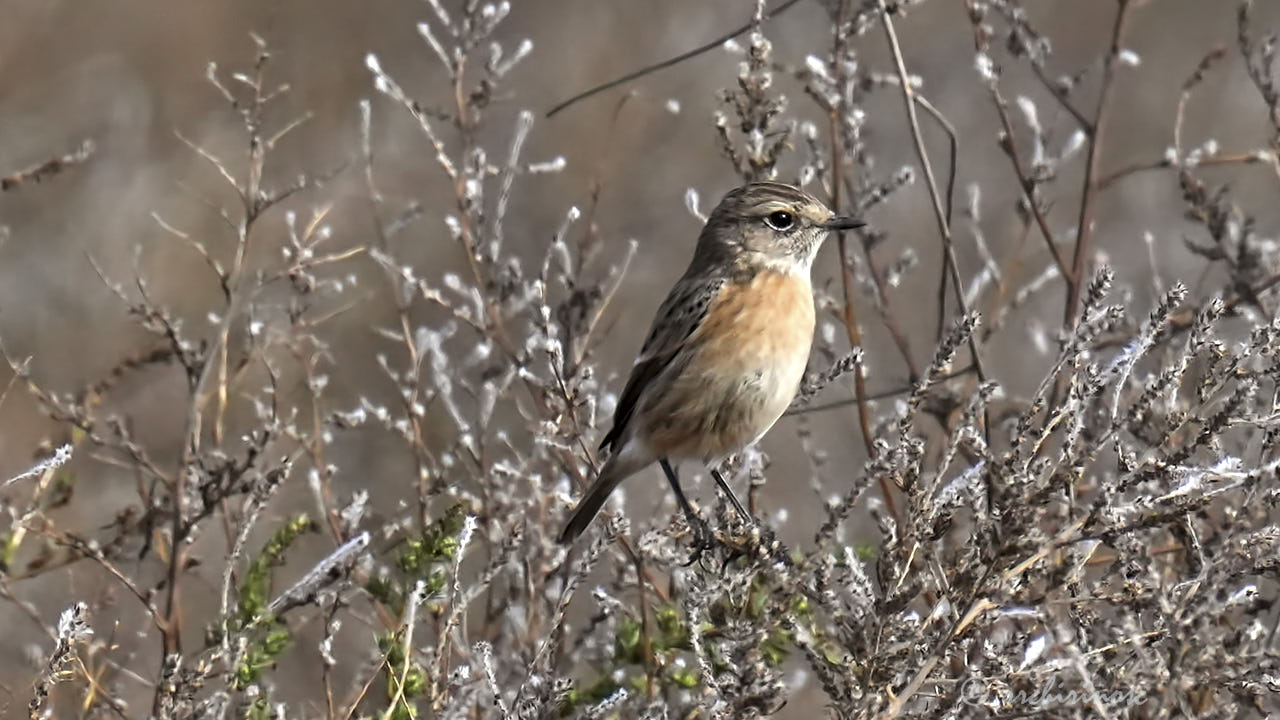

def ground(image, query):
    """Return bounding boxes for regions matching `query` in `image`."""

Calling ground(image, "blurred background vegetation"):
[3,0,1280,716]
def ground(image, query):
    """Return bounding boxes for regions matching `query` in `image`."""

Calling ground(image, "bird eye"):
[764,210,795,231]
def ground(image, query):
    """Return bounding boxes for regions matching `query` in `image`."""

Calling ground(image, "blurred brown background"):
[1,0,1278,715]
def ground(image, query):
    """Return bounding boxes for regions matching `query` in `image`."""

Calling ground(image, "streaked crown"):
[689,182,862,274]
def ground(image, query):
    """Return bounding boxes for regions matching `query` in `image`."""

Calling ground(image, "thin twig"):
[545,0,805,117]
[824,0,903,526]
[786,364,977,416]
[829,12,876,463]
[1097,151,1271,189]
[0,139,94,192]
[1029,62,1094,133]
[1063,0,1134,329]
[878,1,991,440]
[911,93,958,229]
[973,56,1072,281]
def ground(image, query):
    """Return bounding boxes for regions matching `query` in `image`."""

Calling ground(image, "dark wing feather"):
[599,276,722,451]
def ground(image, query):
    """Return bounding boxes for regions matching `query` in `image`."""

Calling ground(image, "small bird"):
[559,182,863,548]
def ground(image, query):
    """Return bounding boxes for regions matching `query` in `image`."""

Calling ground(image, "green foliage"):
[370,505,470,719]
[670,666,699,689]
[561,676,621,716]
[244,695,270,720]
[222,514,311,690]
[376,627,431,717]
[583,583,809,709]
[0,531,14,572]
[396,503,466,575]
[237,513,313,627]
[655,605,690,650]
[614,616,643,663]
[232,621,292,690]
[367,503,467,616]
[854,540,877,560]
[759,627,792,667]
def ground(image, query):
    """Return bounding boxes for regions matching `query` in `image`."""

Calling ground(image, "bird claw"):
[681,517,718,568]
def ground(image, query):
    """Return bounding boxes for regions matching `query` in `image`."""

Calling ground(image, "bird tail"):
[559,450,644,544]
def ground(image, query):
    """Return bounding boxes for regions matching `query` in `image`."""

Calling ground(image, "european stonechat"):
[559,182,863,549]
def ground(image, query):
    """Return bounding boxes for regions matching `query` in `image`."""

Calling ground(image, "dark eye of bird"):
[765,210,794,231]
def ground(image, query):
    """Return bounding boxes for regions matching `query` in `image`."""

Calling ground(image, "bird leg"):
[709,467,754,527]
[659,458,716,564]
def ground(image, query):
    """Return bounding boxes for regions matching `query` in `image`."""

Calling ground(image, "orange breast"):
[640,269,815,462]
[696,270,816,374]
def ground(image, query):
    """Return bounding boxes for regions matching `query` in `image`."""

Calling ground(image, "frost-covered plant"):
[4,1,1280,719]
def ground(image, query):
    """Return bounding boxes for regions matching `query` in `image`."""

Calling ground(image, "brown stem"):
[839,171,919,382]
[1029,61,1094,133]
[1064,0,1134,330]
[979,74,1073,282]
[834,211,879,459]
[878,1,991,439]
[636,552,656,699]
[787,364,978,416]
[1095,270,1280,350]
[827,0,899,523]
[1097,151,1272,190]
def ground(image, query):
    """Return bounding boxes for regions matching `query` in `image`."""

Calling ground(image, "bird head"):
[695,182,863,275]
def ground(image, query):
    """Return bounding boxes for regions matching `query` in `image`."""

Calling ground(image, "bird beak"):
[823,216,865,231]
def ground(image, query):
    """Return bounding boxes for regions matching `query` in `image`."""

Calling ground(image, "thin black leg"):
[659,458,700,529]
[709,468,754,525]
[659,458,715,564]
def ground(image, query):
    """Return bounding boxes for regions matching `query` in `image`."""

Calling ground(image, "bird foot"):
[681,516,718,568]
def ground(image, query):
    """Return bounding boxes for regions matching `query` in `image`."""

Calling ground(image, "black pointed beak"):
[823,216,865,231]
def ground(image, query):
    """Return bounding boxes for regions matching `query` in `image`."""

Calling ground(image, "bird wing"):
[599,275,724,452]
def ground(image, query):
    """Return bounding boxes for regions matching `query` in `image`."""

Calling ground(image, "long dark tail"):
[558,458,630,544]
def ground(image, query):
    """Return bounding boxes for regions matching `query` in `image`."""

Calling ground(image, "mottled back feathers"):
[599,275,725,452]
